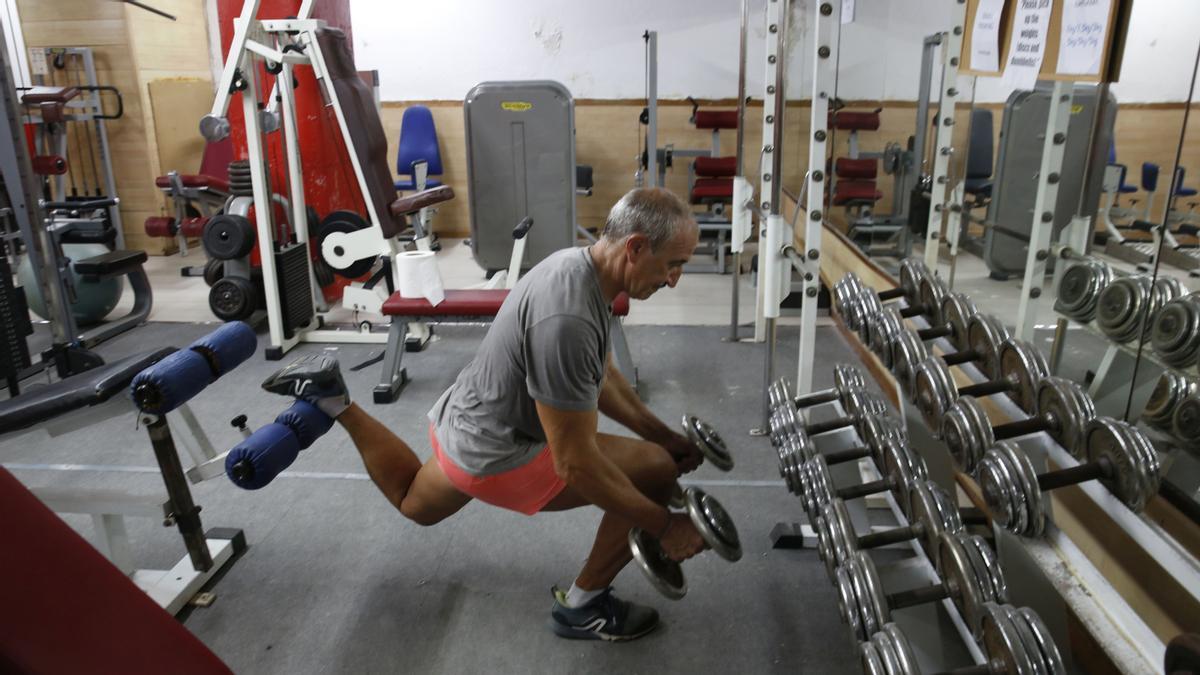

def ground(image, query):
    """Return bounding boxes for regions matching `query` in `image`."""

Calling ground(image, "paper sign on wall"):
[1056,0,1112,75]
[970,0,1006,72]
[1001,0,1053,91]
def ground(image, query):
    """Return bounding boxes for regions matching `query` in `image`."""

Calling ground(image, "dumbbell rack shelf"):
[807,416,987,670]
[901,307,1200,672]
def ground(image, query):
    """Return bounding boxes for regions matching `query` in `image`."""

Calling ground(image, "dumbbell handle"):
[857,521,922,549]
[885,582,949,610]
[898,304,930,319]
[958,379,1013,398]
[992,415,1051,441]
[792,388,839,408]
[1037,458,1111,492]
[805,415,856,436]
[933,666,991,675]
[824,445,872,466]
[941,349,980,367]
[917,325,953,341]
[836,476,891,501]
[879,287,905,301]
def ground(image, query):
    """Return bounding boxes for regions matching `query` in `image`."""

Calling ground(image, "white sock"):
[564,583,604,608]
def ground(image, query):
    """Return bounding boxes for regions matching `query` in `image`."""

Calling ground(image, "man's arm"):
[537,401,670,535]
[597,357,673,443]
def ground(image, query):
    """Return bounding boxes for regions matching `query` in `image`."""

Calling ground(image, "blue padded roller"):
[130,349,214,414]
[225,423,301,490]
[188,321,256,377]
[274,400,333,450]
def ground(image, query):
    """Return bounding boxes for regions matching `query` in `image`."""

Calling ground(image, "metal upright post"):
[728,0,750,342]
[645,31,659,188]
[796,0,839,396]
[923,0,969,270]
[1016,81,1075,341]
[753,0,795,434]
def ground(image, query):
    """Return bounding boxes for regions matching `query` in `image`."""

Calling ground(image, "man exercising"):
[264,187,707,641]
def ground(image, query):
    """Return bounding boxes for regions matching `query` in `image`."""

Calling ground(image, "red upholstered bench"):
[833,180,883,206]
[375,289,633,403]
[691,177,734,204]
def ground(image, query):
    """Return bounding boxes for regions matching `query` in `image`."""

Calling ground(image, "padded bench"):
[375,289,635,403]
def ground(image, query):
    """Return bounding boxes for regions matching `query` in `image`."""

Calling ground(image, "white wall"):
[351,0,1200,104]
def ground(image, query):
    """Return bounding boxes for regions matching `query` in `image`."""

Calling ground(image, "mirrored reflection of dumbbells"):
[859,605,1066,675]
[835,531,1008,642]
[814,478,963,579]
[1151,292,1200,368]
[1094,275,1184,344]
[832,259,932,334]
[977,417,1160,537]
[909,338,1049,431]
[628,487,741,600]
[1054,257,1113,324]
[1142,371,1196,435]
[889,313,1011,401]
[940,377,1096,473]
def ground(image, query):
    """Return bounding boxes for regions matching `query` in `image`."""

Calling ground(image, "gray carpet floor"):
[3,320,881,674]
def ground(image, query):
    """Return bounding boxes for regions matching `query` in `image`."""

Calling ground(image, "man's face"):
[624,225,700,300]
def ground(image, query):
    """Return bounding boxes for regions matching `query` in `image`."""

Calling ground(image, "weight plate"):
[941,293,978,352]
[941,396,994,474]
[202,257,224,287]
[978,441,1033,535]
[1172,394,1200,449]
[937,531,987,637]
[317,210,376,278]
[853,553,889,642]
[1117,422,1162,507]
[682,415,735,471]
[800,456,835,520]
[898,258,929,300]
[1144,371,1190,429]
[834,363,867,394]
[961,534,1007,607]
[835,565,865,641]
[1002,604,1048,675]
[980,603,1038,675]
[859,640,887,675]
[892,331,929,396]
[208,276,257,321]
[1036,377,1093,457]
[1151,295,1200,366]
[1055,262,1100,317]
[1084,417,1154,511]
[881,623,920,675]
[998,339,1046,413]
[917,275,948,326]
[1007,440,1044,537]
[908,481,947,559]
[872,628,905,675]
[628,528,686,599]
[967,314,1011,379]
[1097,277,1147,343]
[202,214,256,260]
[686,487,741,561]
[1015,607,1067,675]
[858,291,885,339]
[884,440,927,511]
[912,358,958,430]
[768,377,791,411]
[870,308,903,357]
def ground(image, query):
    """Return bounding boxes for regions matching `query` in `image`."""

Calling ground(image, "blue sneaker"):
[549,586,659,642]
[261,354,351,418]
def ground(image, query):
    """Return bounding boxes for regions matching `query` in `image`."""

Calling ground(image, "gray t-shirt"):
[428,247,611,476]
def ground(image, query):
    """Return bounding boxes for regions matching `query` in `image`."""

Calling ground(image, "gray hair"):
[600,188,695,251]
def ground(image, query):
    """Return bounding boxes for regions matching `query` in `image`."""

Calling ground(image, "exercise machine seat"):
[693,156,737,178]
[1109,164,1136,194]
[0,348,173,435]
[19,85,79,106]
[833,181,883,206]
[0,466,232,674]
[317,27,404,239]
[830,110,880,131]
[835,158,878,180]
[693,110,738,130]
[964,109,994,198]
[1174,166,1198,198]
[153,138,233,194]
[383,290,630,318]
[394,105,444,191]
[154,174,230,192]
[690,177,734,202]
[1142,162,1159,192]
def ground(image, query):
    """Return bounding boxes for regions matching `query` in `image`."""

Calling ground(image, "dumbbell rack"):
[802,412,987,670]
[895,295,1200,673]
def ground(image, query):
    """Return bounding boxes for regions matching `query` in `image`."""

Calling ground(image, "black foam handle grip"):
[512,216,534,240]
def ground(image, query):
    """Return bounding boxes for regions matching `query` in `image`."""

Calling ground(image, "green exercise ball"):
[18,243,124,326]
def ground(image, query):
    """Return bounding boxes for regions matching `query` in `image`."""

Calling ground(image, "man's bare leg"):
[541,433,677,590]
[338,404,472,525]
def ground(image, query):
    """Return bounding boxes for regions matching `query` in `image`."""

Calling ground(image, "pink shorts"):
[430,424,567,516]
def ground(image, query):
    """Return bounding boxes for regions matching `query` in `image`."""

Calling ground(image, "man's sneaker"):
[261,354,351,419]
[549,586,659,642]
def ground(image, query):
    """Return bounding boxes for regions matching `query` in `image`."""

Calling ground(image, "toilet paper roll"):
[395,250,445,306]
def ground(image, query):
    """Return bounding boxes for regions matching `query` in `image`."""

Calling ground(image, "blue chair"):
[963,109,994,201]
[1174,166,1198,198]
[393,105,443,191]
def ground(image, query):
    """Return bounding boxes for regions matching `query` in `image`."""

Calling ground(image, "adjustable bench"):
[375,290,635,403]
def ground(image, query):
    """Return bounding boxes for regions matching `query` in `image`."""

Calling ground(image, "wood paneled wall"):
[18,0,213,254]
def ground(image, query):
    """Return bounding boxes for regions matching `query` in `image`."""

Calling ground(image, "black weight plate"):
[1096,278,1143,340]
[208,276,257,321]
[1152,297,1200,360]
[202,214,256,260]
[202,258,224,287]
[318,210,376,278]
[1174,395,1200,450]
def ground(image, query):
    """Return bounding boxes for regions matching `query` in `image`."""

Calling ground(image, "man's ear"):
[625,233,650,260]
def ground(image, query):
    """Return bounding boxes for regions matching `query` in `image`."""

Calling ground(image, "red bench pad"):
[833,180,883,205]
[155,174,231,193]
[384,290,629,317]
[693,110,738,130]
[693,156,737,178]
[690,178,734,202]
